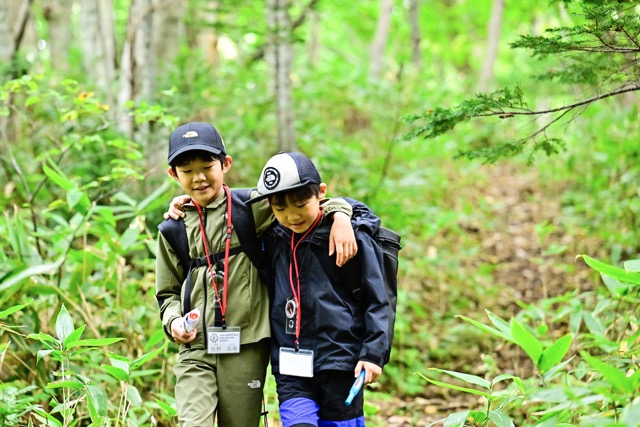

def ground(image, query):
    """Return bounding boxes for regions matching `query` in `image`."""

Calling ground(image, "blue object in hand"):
[345,370,366,406]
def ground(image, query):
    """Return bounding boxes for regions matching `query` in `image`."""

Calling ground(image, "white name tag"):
[279,347,314,377]
[207,327,241,354]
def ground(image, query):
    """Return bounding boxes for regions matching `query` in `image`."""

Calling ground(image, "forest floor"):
[366,162,600,426]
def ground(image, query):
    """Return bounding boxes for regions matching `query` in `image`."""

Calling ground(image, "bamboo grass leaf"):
[510,318,543,365]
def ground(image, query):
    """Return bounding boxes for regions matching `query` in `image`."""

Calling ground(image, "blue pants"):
[276,370,366,427]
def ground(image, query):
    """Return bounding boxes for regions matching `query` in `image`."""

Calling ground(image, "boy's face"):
[168,156,232,207]
[270,184,327,234]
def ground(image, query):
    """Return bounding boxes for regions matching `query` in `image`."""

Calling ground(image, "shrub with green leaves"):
[418,253,640,426]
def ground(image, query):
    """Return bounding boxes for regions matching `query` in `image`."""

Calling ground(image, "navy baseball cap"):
[247,152,322,204]
[168,122,226,164]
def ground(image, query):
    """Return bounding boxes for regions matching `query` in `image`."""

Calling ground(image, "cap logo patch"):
[263,167,280,190]
[183,131,199,138]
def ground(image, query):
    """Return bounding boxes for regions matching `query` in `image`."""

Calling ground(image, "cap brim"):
[246,181,312,205]
[168,144,223,163]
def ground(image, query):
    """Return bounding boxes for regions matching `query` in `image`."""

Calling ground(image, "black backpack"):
[343,198,402,364]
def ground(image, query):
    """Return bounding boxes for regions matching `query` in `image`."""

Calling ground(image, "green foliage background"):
[1,1,639,426]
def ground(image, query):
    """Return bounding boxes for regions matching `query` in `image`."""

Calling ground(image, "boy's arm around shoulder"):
[155,227,186,341]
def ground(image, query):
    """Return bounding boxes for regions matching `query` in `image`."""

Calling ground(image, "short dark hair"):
[268,183,321,207]
[170,150,225,172]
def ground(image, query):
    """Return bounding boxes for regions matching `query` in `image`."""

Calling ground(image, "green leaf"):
[63,324,86,348]
[578,255,640,285]
[600,274,629,296]
[46,380,84,390]
[154,398,178,416]
[538,334,572,373]
[55,304,74,342]
[417,372,490,398]
[108,353,131,374]
[620,400,640,426]
[456,315,511,341]
[510,318,543,365]
[28,332,59,348]
[144,329,167,351]
[37,349,56,363]
[489,410,515,427]
[67,188,91,213]
[486,310,513,339]
[86,385,108,417]
[66,337,124,348]
[102,365,129,381]
[131,341,169,371]
[0,301,30,319]
[623,259,640,273]
[442,411,469,427]
[32,409,63,427]
[581,351,634,394]
[542,356,575,383]
[492,374,525,393]
[42,161,74,191]
[0,261,62,292]
[428,368,491,389]
[127,385,142,407]
[135,180,173,214]
[468,411,488,424]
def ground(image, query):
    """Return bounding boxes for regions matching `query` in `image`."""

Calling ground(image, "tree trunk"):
[153,0,185,72]
[197,1,220,66]
[78,0,117,102]
[477,0,504,92]
[307,9,319,68]
[116,0,152,137]
[0,0,33,149]
[407,0,422,69]
[0,1,12,64]
[41,0,73,73]
[266,0,296,152]
[369,0,394,80]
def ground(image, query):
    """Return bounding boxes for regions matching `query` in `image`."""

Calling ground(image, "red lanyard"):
[288,210,322,350]
[194,184,233,328]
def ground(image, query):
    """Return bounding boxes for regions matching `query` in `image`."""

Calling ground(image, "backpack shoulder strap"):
[158,218,191,273]
[230,188,269,281]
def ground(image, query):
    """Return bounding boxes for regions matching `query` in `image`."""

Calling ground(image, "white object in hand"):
[183,308,201,333]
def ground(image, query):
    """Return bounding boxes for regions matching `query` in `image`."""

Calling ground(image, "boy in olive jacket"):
[155,122,357,427]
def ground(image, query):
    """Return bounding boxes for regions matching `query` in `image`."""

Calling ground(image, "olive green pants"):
[174,339,270,427]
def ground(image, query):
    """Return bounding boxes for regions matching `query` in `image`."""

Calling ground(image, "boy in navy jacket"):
[248,152,392,427]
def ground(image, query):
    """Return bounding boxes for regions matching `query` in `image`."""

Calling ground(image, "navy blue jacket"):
[264,208,391,374]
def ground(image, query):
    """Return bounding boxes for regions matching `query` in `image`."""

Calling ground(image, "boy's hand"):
[170,317,197,344]
[355,361,382,385]
[329,212,357,266]
[163,195,191,220]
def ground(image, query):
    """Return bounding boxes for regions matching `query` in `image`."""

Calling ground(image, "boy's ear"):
[167,166,178,179]
[319,183,328,198]
[222,155,233,172]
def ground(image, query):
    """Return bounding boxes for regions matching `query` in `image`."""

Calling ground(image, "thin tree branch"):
[477,85,640,118]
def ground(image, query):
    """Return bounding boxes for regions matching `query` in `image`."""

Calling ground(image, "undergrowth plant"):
[420,254,640,427]
[23,303,172,426]
[0,74,179,426]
